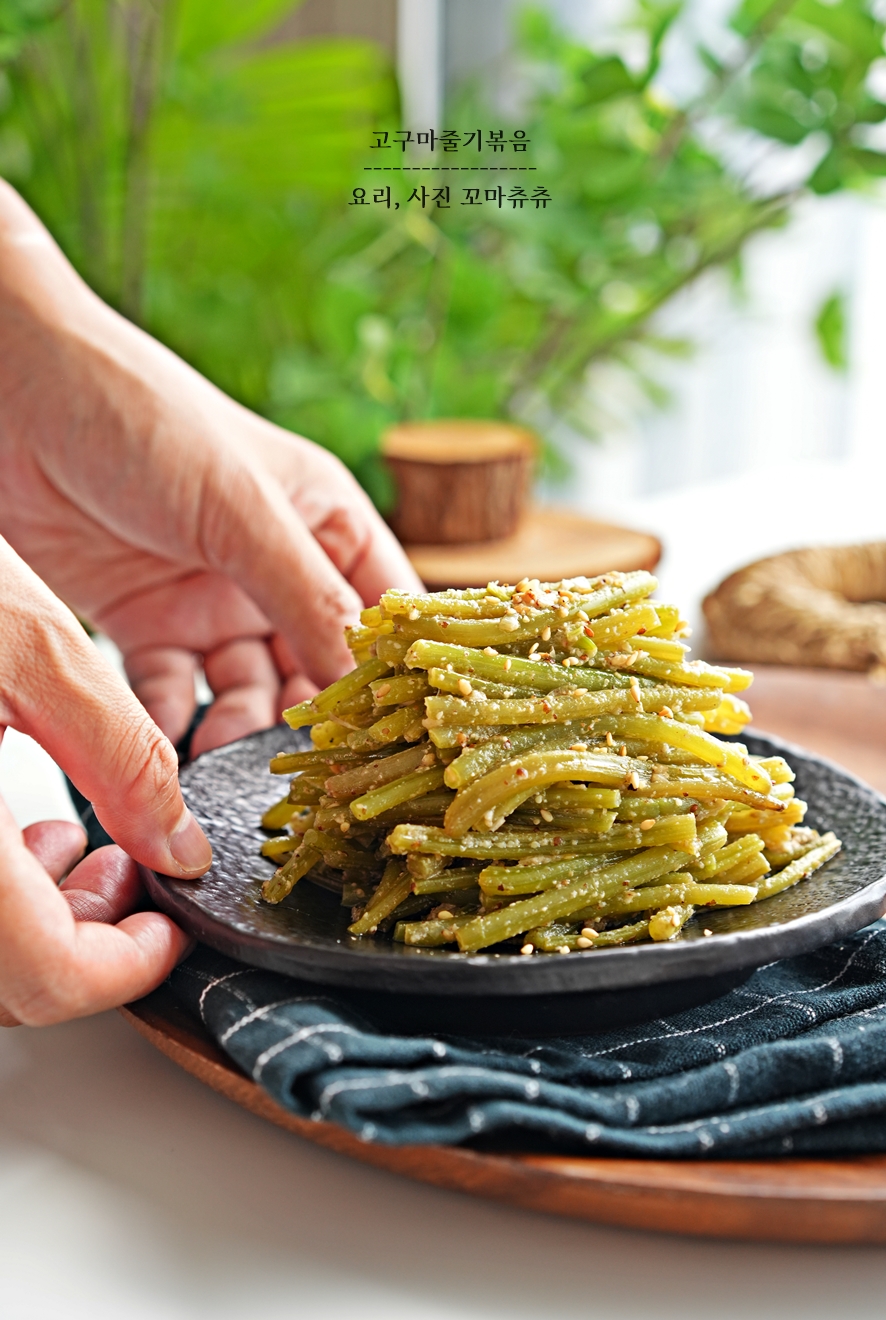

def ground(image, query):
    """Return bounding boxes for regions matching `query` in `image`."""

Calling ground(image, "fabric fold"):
[166,922,886,1156]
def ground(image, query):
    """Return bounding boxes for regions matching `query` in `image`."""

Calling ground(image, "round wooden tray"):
[404,506,661,590]
[120,665,886,1245]
[121,988,886,1245]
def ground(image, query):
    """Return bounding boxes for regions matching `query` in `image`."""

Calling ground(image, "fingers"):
[266,633,318,715]
[59,845,145,924]
[280,672,318,712]
[125,645,198,747]
[266,436,422,602]
[0,801,192,1026]
[175,453,360,687]
[0,537,211,878]
[310,501,424,606]
[191,638,279,757]
[22,820,87,880]
[99,571,271,656]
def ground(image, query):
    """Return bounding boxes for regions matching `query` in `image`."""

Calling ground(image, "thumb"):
[0,539,211,878]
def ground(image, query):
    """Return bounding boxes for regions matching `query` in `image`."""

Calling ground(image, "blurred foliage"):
[0,0,397,490]
[0,0,884,499]
[815,289,849,368]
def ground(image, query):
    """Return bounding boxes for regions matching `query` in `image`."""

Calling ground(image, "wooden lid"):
[382,420,537,465]
[406,505,661,590]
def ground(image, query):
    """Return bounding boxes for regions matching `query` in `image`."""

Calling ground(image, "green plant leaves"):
[171,0,302,60]
[573,55,637,107]
[814,290,848,369]
[1,0,883,497]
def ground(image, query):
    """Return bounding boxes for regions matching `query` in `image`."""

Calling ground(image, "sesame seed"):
[529,642,539,655]
[570,742,588,752]
[606,731,614,747]
[629,771,641,789]
[619,744,627,757]
[541,627,551,641]
[580,927,598,939]
[540,808,553,823]
[374,682,391,698]
[437,910,454,920]
[503,657,512,671]
[520,943,534,956]
[640,818,656,830]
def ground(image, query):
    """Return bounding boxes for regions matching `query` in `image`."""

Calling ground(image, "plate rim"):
[141,727,886,997]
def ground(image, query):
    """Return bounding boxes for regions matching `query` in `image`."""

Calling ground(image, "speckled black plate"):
[141,727,886,1033]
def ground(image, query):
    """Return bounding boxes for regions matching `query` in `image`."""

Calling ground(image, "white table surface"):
[3,458,886,1319]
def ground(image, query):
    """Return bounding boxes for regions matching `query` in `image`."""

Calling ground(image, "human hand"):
[0,537,209,1024]
[0,182,421,756]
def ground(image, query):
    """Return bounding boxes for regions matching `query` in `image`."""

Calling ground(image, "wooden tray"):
[120,665,886,1245]
[405,506,661,590]
[121,990,886,1245]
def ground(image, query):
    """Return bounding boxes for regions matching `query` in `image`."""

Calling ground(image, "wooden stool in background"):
[381,419,660,588]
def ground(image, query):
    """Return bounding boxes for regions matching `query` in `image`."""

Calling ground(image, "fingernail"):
[169,810,212,875]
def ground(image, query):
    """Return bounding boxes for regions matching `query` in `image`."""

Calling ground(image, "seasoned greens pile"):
[260,574,840,954]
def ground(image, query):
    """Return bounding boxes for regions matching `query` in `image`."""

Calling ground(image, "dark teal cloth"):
[166,924,886,1156]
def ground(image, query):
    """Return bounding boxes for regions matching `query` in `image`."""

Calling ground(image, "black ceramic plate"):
[143,727,886,1013]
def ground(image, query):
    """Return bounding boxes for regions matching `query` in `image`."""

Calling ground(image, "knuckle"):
[114,719,180,813]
